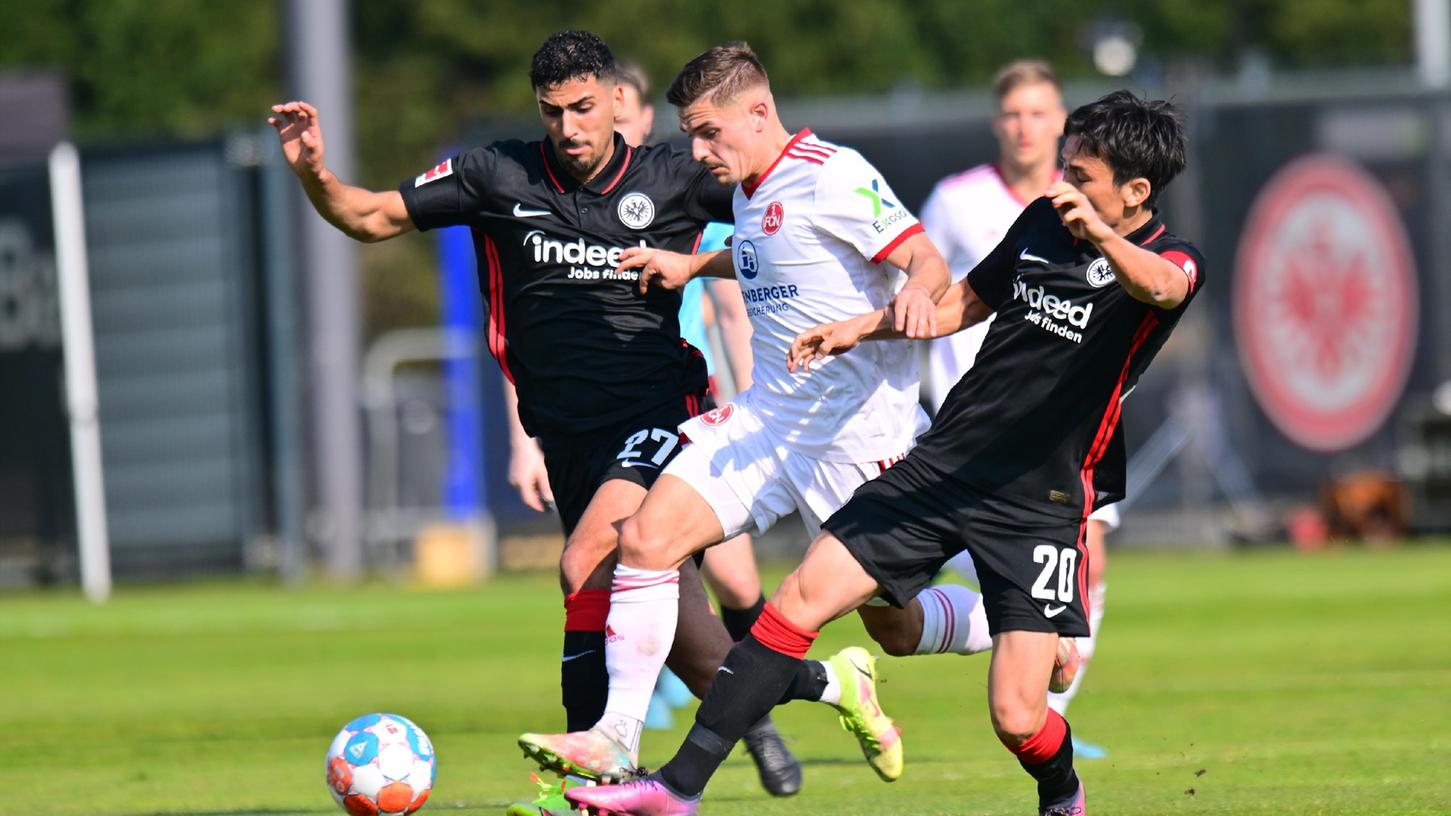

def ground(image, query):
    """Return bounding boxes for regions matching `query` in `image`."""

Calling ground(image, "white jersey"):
[919,163,1057,410]
[728,130,927,463]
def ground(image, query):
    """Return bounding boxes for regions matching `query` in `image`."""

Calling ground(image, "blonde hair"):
[992,60,1061,101]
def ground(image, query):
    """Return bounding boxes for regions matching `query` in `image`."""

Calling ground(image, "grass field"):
[3,546,1450,816]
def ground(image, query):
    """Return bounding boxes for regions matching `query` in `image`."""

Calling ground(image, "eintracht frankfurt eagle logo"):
[1234,154,1417,452]
[617,192,655,229]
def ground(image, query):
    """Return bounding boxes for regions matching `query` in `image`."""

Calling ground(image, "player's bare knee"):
[617,515,675,570]
[559,534,615,592]
[768,570,807,618]
[989,702,1043,748]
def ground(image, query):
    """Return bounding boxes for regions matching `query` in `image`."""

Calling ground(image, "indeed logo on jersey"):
[1012,277,1094,344]
[524,230,648,281]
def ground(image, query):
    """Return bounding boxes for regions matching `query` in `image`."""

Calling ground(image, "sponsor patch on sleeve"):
[414,158,453,188]
[1160,249,1198,292]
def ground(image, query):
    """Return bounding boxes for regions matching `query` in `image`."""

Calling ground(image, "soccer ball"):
[325,713,436,816]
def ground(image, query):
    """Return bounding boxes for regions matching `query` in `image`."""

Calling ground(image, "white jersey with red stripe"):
[727,129,929,463]
[919,163,1058,411]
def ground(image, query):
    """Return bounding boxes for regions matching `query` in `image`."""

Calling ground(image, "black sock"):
[560,630,608,731]
[777,659,829,704]
[659,636,801,796]
[1020,718,1079,807]
[720,594,766,642]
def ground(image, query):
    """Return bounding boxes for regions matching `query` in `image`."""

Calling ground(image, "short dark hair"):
[529,30,616,90]
[993,59,1061,101]
[1065,90,1186,207]
[667,42,769,108]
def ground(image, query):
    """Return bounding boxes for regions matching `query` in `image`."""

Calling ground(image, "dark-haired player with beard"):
[266,29,799,813]
[571,88,1202,816]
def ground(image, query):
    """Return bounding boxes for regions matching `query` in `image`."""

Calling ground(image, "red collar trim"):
[1134,222,1166,246]
[743,129,811,199]
[596,146,633,195]
[538,142,566,194]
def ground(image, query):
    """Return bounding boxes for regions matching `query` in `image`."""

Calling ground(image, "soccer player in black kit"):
[266,30,800,803]
[570,90,1202,816]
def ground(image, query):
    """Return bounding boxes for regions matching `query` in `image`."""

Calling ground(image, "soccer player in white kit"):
[918,60,1115,757]
[517,41,950,790]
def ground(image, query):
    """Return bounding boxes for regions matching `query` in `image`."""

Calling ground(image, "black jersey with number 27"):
[399,132,732,439]
[921,197,1206,520]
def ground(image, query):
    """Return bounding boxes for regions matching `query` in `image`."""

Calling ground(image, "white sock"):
[598,565,680,759]
[817,659,842,705]
[915,584,993,655]
[1048,581,1105,715]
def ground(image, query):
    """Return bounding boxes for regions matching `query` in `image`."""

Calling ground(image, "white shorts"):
[666,400,909,539]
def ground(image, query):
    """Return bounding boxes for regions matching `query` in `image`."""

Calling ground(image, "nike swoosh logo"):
[620,461,658,469]
[513,203,552,218]
[1043,604,1067,618]
[561,650,597,663]
[717,666,734,675]
[853,664,874,682]
[1018,248,1052,266]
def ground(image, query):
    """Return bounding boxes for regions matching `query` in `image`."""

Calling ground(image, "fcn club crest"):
[701,404,734,426]
[762,201,784,235]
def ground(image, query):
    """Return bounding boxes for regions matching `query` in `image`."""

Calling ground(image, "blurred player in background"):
[575,87,1202,816]
[919,60,1114,758]
[267,29,797,815]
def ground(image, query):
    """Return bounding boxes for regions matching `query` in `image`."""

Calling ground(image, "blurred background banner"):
[0,162,71,583]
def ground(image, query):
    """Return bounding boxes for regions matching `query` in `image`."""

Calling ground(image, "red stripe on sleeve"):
[870,223,925,264]
[1160,249,1199,293]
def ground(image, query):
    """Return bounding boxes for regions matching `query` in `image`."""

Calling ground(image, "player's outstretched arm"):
[788,276,993,373]
[881,232,950,340]
[268,101,415,243]
[1047,181,1188,308]
[623,247,733,294]
[787,309,889,372]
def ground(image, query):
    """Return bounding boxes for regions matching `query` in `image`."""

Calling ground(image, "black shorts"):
[539,395,706,537]
[822,452,1092,638]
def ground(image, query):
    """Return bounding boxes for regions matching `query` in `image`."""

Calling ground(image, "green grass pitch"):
[3,546,1449,815]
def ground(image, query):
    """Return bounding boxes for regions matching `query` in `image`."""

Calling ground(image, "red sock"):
[748,602,817,658]
[563,588,609,631]
[1005,709,1067,764]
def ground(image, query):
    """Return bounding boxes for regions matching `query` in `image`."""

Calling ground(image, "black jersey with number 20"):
[921,197,1206,521]
[399,132,732,439]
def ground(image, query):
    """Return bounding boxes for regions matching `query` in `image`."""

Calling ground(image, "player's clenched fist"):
[1046,180,1113,243]
[268,101,327,179]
